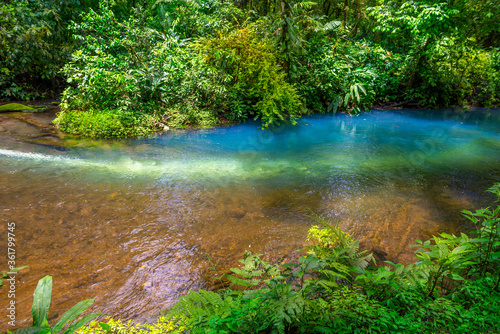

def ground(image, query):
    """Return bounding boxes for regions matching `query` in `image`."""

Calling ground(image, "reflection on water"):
[1,109,500,328]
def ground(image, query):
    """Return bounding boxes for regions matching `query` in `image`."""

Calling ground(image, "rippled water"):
[1,109,500,329]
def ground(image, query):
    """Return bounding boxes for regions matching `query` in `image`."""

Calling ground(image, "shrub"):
[164,102,218,129]
[294,39,382,114]
[56,1,175,137]
[194,25,304,127]
[54,108,163,139]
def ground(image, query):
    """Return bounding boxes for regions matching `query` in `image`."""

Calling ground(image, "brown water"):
[1,109,500,330]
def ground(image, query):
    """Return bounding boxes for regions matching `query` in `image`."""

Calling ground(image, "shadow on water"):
[1,108,500,328]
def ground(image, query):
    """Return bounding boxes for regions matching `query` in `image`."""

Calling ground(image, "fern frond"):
[268,294,305,334]
[199,289,224,307]
[230,267,264,278]
[226,274,261,287]
[351,254,372,270]
[166,289,224,320]
[318,20,342,32]
[317,279,340,292]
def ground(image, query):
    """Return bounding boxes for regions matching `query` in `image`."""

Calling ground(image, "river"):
[1,108,499,329]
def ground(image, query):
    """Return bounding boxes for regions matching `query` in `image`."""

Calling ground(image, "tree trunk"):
[280,0,290,75]
[405,37,431,92]
[341,0,349,30]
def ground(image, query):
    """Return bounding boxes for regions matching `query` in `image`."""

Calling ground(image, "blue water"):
[1,108,500,327]
[2,109,499,190]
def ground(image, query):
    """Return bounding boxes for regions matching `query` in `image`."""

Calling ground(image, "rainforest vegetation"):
[1,0,499,137]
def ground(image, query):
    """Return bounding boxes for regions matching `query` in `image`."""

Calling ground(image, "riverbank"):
[3,100,496,143]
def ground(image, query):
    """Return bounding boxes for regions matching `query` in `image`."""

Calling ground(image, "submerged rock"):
[228,208,246,219]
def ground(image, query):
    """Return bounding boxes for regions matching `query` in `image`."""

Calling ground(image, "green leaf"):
[451,245,469,254]
[394,264,405,276]
[98,323,111,331]
[450,274,464,281]
[62,313,101,334]
[230,267,263,278]
[225,274,255,287]
[13,327,51,334]
[490,251,500,260]
[52,299,95,333]
[32,276,53,328]
[471,238,490,243]
[358,84,366,95]
[344,93,351,107]
[352,85,360,103]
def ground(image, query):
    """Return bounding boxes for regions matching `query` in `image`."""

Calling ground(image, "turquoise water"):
[1,108,499,327]
[2,109,500,185]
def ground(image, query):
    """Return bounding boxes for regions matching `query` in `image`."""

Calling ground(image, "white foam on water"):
[0,148,72,162]
[0,148,245,178]
[2,139,496,181]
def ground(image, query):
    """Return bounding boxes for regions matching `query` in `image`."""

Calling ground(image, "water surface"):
[1,109,500,328]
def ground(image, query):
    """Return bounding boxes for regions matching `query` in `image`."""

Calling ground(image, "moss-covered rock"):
[0,103,36,112]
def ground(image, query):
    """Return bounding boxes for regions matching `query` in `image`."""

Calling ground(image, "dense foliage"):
[1,0,499,137]
[0,0,99,100]
[7,276,100,334]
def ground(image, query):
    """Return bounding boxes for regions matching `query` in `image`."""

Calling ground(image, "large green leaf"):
[13,327,51,334]
[52,299,95,333]
[32,276,53,328]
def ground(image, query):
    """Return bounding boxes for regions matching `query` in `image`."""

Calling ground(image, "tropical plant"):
[194,24,304,127]
[225,252,282,288]
[368,0,500,107]
[56,0,171,137]
[306,213,373,271]
[412,233,475,297]
[462,183,500,288]
[10,275,100,334]
[76,317,186,334]
[0,0,103,100]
